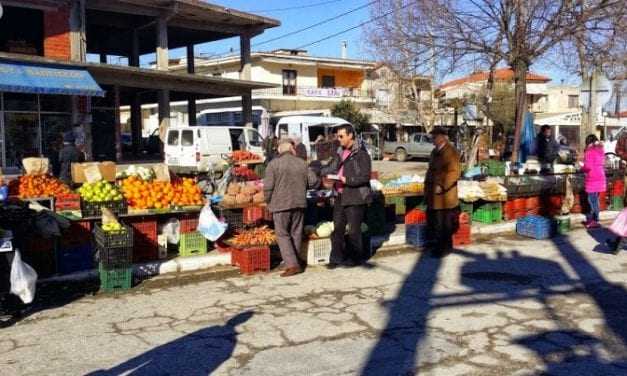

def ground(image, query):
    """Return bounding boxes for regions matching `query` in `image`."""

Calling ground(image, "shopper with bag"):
[581,134,606,229]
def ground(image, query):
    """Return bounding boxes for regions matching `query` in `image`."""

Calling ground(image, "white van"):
[164,126,264,174]
[274,116,350,158]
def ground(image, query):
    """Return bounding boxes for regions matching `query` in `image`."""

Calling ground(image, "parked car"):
[164,126,264,174]
[383,133,435,162]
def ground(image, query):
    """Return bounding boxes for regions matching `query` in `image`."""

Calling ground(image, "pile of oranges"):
[9,175,71,199]
[120,176,203,210]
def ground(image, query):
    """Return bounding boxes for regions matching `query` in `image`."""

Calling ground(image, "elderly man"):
[424,127,461,258]
[264,139,318,277]
[292,135,308,160]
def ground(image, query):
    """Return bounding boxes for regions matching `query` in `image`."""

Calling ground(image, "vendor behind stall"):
[536,125,559,173]
[58,131,84,185]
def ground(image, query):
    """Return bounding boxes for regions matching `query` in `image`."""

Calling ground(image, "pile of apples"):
[101,221,126,234]
[78,180,124,202]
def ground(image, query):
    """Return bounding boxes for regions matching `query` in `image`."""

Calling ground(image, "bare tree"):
[367,0,625,161]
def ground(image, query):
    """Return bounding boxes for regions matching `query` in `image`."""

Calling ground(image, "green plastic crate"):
[555,216,571,234]
[481,160,506,177]
[610,196,624,211]
[179,232,208,257]
[473,203,501,224]
[99,264,132,292]
[385,196,406,215]
[491,202,503,223]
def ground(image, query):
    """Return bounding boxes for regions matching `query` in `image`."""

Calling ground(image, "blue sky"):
[162,0,581,86]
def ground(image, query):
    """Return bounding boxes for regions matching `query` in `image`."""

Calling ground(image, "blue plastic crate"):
[406,224,429,247]
[516,215,554,239]
[56,244,94,275]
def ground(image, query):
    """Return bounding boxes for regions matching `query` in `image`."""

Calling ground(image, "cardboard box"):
[71,162,117,183]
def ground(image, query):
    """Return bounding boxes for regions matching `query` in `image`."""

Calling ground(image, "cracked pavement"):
[2,227,627,375]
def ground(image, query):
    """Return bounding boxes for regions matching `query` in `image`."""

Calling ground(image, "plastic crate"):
[453,224,472,246]
[491,202,503,223]
[218,207,245,232]
[555,216,571,235]
[460,201,473,215]
[124,218,158,263]
[304,237,332,265]
[99,264,132,292]
[94,223,133,249]
[55,193,81,212]
[385,195,406,215]
[231,246,270,275]
[406,223,428,247]
[243,206,266,225]
[610,196,624,211]
[178,214,199,233]
[481,160,506,177]
[516,215,554,240]
[81,199,127,218]
[56,244,93,275]
[59,220,92,248]
[179,231,208,257]
[97,245,133,269]
[404,209,427,225]
[472,203,496,224]
[459,212,471,225]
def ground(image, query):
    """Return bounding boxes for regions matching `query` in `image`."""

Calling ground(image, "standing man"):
[424,127,461,258]
[264,140,318,277]
[536,125,559,173]
[292,135,308,160]
[327,125,372,267]
[58,131,84,186]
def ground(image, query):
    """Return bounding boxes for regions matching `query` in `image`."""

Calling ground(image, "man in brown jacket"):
[264,139,318,277]
[424,127,461,258]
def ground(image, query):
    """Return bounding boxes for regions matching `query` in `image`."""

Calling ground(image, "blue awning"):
[0,60,105,97]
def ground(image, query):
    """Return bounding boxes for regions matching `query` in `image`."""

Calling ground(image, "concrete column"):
[129,29,140,67]
[130,93,142,155]
[186,44,197,126]
[113,85,123,161]
[239,33,253,127]
[158,89,170,143]
[69,0,87,62]
[156,17,169,71]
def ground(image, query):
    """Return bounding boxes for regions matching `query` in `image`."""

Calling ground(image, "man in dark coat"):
[264,140,318,277]
[424,127,461,258]
[58,131,83,185]
[536,125,559,173]
[326,125,372,267]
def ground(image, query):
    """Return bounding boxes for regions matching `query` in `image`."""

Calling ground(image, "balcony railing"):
[252,86,374,100]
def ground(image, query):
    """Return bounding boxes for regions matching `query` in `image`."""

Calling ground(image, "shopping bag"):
[198,204,227,241]
[609,208,627,237]
[10,250,38,304]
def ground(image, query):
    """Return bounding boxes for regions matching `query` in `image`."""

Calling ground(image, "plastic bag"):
[198,204,227,241]
[160,219,181,244]
[10,250,38,304]
[609,208,627,237]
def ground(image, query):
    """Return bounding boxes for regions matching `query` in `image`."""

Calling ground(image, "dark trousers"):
[273,209,305,268]
[331,203,366,263]
[427,208,460,253]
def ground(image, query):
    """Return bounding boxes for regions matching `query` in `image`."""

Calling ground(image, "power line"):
[249,0,344,13]
[294,1,415,50]
[209,0,377,58]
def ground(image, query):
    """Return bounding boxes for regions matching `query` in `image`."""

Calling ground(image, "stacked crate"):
[610,179,624,210]
[178,214,207,258]
[95,223,133,293]
[516,215,554,240]
[453,213,472,247]
[406,223,428,247]
[124,218,158,263]
[472,202,502,224]
[56,220,94,275]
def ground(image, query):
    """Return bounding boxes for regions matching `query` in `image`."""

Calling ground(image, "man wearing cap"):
[424,127,461,258]
[58,131,84,186]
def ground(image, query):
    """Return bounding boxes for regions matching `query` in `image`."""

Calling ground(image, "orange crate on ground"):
[405,209,427,224]
[453,224,472,247]
[231,246,270,275]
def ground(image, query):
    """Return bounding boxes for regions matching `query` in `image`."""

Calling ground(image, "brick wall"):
[43,6,71,60]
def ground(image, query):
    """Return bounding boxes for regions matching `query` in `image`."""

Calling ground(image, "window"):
[321,75,335,88]
[376,89,390,106]
[0,6,44,56]
[181,130,194,146]
[247,129,262,147]
[167,131,179,146]
[282,70,297,95]
[568,95,579,108]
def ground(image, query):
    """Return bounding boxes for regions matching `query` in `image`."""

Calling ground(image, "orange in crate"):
[405,209,427,224]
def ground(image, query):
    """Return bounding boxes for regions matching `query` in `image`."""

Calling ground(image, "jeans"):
[331,203,366,263]
[587,192,600,222]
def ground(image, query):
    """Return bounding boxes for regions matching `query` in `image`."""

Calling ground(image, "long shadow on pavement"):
[86,310,254,376]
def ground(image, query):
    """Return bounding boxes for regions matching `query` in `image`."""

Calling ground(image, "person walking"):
[58,131,84,186]
[424,127,461,258]
[536,125,559,173]
[264,139,318,277]
[581,134,606,229]
[327,125,372,267]
[292,135,308,160]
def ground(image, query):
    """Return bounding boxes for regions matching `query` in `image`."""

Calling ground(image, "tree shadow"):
[86,310,254,375]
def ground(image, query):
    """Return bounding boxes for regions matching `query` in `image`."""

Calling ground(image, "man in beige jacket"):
[424,127,461,258]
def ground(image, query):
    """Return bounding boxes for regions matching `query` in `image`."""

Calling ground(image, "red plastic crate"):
[231,246,270,275]
[612,180,624,195]
[459,212,471,225]
[243,206,266,225]
[124,218,158,263]
[179,214,199,234]
[405,209,427,224]
[453,224,472,247]
[55,193,81,211]
[526,196,540,210]
[600,192,608,211]
[60,220,92,248]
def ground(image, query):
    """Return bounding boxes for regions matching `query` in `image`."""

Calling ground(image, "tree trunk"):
[579,70,597,152]
[511,60,528,164]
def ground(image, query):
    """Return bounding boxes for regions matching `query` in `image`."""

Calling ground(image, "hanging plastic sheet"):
[518,111,536,164]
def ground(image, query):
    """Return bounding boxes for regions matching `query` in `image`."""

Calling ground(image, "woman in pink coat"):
[582,134,606,228]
